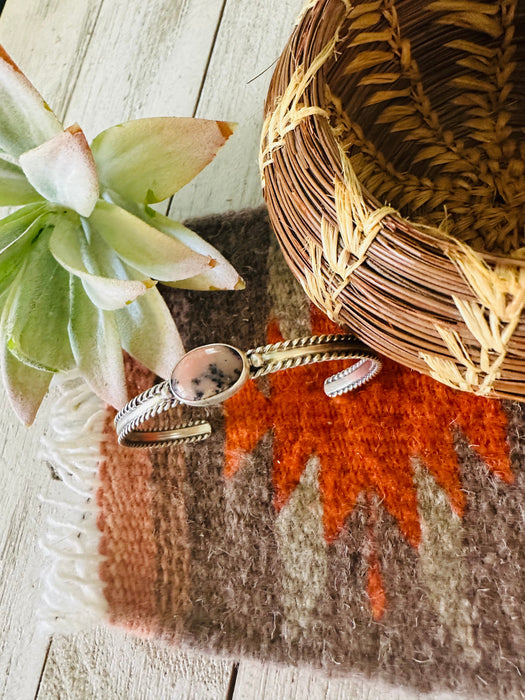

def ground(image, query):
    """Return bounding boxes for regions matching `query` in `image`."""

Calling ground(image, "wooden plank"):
[0,394,57,700]
[170,0,304,219]
[0,4,107,698]
[61,0,226,140]
[22,0,234,696]
[0,1,232,698]
[0,0,106,122]
[232,662,470,700]
[37,629,233,700]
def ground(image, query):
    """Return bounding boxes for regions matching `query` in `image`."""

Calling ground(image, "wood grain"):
[0,0,105,122]
[0,393,55,700]
[61,0,226,140]
[0,1,234,698]
[37,629,232,700]
[232,662,471,700]
[0,4,107,698]
[170,0,304,220]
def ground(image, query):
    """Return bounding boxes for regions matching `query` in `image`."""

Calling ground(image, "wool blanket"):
[45,208,524,699]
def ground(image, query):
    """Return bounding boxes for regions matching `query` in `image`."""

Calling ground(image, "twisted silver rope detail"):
[118,420,210,449]
[246,334,370,378]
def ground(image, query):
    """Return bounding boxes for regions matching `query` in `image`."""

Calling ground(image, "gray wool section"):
[275,456,327,639]
[413,458,477,661]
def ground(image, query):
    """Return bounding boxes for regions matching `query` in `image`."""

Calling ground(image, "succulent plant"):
[0,45,243,425]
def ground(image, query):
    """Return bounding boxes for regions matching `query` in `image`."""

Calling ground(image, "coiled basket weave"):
[261,0,525,399]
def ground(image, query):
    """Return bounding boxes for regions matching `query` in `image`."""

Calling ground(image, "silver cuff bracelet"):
[115,334,382,448]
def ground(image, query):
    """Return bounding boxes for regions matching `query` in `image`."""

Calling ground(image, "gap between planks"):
[193,0,229,117]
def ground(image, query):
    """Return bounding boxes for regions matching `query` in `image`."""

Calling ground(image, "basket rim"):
[263,0,525,270]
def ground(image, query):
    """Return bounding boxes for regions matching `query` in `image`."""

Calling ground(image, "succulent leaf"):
[89,199,213,282]
[4,233,74,372]
[115,285,184,380]
[69,276,127,409]
[91,117,236,203]
[144,207,245,290]
[78,218,136,281]
[0,157,42,205]
[0,204,47,295]
[0,324,53,425]
[49,215,153,310]
[0,45,62,156]
[19,124,99,217]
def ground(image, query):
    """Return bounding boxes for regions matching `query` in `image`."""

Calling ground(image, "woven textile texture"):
[96,208,524,698]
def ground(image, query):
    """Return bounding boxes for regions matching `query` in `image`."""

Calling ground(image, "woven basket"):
[261,0,525,399]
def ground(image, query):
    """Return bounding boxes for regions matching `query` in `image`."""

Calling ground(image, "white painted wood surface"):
[37,629,233,700]
[233,662,470,700]
[0,1,472,698]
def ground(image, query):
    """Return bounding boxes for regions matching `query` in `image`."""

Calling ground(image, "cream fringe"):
[38,370,108,633]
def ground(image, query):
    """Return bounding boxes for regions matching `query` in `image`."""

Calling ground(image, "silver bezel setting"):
[169,343,251,407]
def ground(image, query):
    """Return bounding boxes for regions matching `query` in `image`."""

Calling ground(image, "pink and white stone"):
[171,344,244,403]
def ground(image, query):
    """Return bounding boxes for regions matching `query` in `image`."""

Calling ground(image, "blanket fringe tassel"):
[38,370,108,633]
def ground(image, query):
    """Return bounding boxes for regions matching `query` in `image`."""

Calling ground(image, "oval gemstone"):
[171,344,244,403]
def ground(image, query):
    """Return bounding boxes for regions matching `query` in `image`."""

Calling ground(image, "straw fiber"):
[262,0,525,399]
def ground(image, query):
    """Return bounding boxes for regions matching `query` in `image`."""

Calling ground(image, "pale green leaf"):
[0,326,52,425]
[48,215,153,310]
[0,45,62,156]
[0,157,42,205]
[69,276,127,408]
[144,208,244,290]
[88,200,213,282]
[91,117,235,203]
[19,124,99,217]
[0,203,47,295]
[78,216,134,279]
[115,286,184,380]
[4,233,74,371]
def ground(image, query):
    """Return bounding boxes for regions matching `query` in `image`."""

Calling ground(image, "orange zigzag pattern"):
[224,308,513,547]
